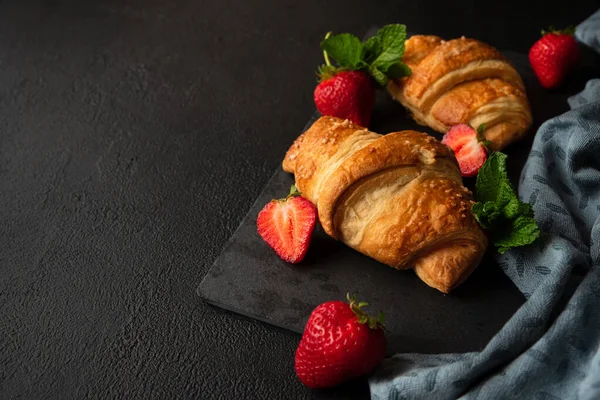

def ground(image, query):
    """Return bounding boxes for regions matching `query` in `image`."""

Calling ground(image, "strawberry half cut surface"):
[257,185,317,264]
[295,293,386,389]
[442,124,489,177]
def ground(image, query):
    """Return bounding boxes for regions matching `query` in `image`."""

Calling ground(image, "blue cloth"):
[370,13,600,400]
[576,9,600,51]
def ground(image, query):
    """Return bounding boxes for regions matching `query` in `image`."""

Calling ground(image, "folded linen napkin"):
[370,11,600,400]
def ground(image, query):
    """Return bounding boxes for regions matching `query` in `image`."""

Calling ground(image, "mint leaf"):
[475,152,509,203]
[368,65,388,87]
[317,24,411,87]
[494,216,541,254]
[321,33,364,70]
[503,195,521,219]
[472,152,540,253]
[518,202,534,218]
[496,180,516,209]
[384,62,412,79]
[369,24,407,70]
[362,24,411,86]
[363,36,382,62]
[471,202,488,228]
[472,201,502,229]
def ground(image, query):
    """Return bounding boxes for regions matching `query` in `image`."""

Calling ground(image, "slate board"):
[198,50,580,356]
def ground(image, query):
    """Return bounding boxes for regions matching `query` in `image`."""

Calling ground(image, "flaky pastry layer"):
[387,35,532,150]
[283,116,488,293]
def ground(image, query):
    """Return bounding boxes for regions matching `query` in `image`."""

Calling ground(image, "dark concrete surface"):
[1,1,598,399]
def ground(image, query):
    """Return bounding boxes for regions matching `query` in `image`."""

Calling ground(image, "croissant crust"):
[388,35,532,150]
[283,116,488,293]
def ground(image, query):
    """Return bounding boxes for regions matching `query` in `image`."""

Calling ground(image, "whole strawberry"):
[257,185,317,263]
[314,25,412,127]
[314,70,375,127]
[295,293,386,389]
[529,26,580,89]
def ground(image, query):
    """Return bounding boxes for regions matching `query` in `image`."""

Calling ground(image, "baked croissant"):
[387,35,532,150]
[283,116,488,293]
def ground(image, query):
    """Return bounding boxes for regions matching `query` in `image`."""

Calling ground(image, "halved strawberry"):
[257,185,317,263]
[442,124,489,177]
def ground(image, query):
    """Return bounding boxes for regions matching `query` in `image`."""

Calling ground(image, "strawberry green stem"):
[323,31,332,67]
[274,185,302,203]
[542,26,576,36]
[289,184,301,197]
[346,292,385,330]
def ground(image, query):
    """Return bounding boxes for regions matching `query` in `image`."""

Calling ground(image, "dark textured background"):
[1,1,598,399]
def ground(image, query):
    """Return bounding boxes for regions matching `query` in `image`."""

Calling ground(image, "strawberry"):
[529,27,580,89]
[257,185,317,264]
[442,124,489,177]
[313,25,412,127]
[295,293,386,389]
[314,70,375,127]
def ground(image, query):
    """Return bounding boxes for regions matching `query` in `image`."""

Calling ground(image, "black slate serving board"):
[198,50,581,356]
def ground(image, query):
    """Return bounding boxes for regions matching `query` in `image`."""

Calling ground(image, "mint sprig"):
[471,152,540,254]
[318,24,412,86]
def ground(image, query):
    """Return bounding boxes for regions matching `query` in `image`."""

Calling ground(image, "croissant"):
[283,116,488,293]
[387,35,532,150]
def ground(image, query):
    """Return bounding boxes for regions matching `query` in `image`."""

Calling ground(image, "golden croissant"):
[388,35,532,150]
[283,116,488,293]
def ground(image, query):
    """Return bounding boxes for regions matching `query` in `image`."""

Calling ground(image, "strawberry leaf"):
[316,64,342,82]
[481,140,494,152]
[475,124,494,152]
[476,123,486,136]
[368,65,388,86]
[289,184,301,197]
[367,318,377,329]
[542,25,576,36]
[347,294,385,330]
[320,33,364,70]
